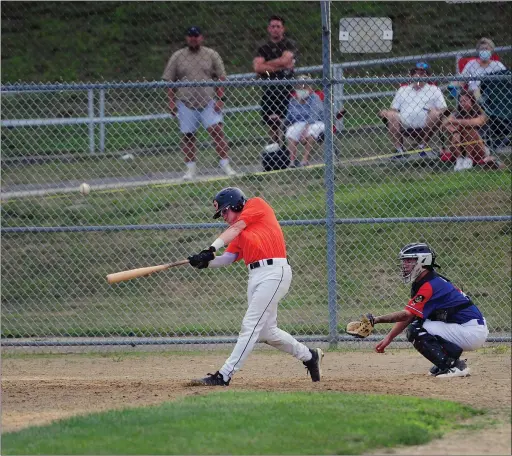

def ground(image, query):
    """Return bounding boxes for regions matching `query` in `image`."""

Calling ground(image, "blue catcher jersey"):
[405,271,484,324]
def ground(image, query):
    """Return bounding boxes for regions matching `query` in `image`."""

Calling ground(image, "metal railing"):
[2,46,510,154]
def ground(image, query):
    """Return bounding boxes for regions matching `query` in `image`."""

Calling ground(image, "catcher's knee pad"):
[412,330,462,370]
[406,318,424,342]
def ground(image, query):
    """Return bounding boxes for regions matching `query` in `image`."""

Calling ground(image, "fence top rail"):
[1,73,510,93]
[230,45,512,78]
[1,46,510,92]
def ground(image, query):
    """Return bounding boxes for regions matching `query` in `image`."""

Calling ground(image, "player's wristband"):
[211,238,224,251]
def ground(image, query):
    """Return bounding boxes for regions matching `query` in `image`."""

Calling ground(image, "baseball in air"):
[79,183,91,196]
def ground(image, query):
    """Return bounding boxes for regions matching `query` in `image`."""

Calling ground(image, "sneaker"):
[289,159,302,169]
[303,348,324,382]
[462,157,474,170]
[435,359,470,378]
[264,142,280,153]
[300,161,310,167]
[429,365,441,376]
[418,144,428,157]
[220,162,237,177]
[182,163,197,181]
[189,371,230,386]
[454,156,465,172]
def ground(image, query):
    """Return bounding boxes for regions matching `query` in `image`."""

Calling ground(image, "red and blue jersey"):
[405,271,484,324]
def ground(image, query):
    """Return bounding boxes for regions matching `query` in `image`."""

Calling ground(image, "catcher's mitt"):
[346,313,375,338]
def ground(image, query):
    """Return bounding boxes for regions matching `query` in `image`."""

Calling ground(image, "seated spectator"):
[284,75,325,168]
[442,89,504,171]
[379,62,447,159]
[460,38,507,100]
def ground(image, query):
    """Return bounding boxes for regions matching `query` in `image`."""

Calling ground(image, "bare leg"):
[302,136,314,164]
[207,123,228,159]
[288,139,299,162]
[182,133,196,163]
[421,110,443,144]
[269,115,283,145]
[380,110,403,149]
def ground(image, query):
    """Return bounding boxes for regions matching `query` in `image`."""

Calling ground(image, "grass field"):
[1,390,481,455]
[2,2,511,82]
[2,162,510,338]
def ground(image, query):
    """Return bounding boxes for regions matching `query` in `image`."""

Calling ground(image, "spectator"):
[443,89,505,171]
[380,62,447,159]
[460,38,507,100]
[285,75,325,168]
[253,15,297,155]
[162,26,236,181]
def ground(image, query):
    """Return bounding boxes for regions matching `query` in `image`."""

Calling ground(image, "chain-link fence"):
[1,1,511,346]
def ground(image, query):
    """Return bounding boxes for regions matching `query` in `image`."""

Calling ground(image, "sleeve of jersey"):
[405,282,434,318]
[239,199,266,226]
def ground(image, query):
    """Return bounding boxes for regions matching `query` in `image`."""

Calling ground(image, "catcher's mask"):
[399,242,439,283]
[213,187,247,219]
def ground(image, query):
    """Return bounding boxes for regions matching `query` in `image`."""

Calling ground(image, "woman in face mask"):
[284,75,325,168]
[460,38,507,100]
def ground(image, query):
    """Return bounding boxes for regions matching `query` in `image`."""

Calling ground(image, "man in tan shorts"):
[163,26,236,180]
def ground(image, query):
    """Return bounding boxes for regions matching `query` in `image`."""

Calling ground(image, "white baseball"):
[79,183,91,196]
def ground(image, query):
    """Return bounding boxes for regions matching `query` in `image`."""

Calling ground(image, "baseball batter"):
[372,243,489,377]
[187,187,323,386]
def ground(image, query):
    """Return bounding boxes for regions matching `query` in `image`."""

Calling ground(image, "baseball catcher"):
[346,243,489,378]
[346,313,375,338]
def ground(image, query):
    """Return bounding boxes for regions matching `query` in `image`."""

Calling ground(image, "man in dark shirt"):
[253,15,298,151]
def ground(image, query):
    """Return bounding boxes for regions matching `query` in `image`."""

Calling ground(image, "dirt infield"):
[2,347,511,455]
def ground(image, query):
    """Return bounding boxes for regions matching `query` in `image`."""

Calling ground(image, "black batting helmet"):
[213,187,247,219]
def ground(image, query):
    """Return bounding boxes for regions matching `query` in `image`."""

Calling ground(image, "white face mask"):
[296,89,310,100]
[479,50,492,61]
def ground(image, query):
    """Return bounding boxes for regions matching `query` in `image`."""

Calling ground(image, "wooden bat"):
[106,259,190,284]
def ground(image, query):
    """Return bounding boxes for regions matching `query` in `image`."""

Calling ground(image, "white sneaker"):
[462,157,474,170]
[220,162,237,177]
[182,163,197,181]
[454,157,465,172]
[264,142,280,153]
[435,359,470,378]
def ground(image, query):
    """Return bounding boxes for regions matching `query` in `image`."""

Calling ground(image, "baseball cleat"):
[303,348,324,382]
[435,359,470,378]
[429,364,441,376]
[188,371,230,386]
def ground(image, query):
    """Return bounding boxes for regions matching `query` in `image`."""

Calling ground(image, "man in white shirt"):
[380,62,447,159]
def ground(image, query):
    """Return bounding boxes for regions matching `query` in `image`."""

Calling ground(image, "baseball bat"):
[106,259,190,284]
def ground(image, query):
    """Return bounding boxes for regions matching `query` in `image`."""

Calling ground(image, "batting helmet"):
[399,242,439,283]
[213,187,247,219]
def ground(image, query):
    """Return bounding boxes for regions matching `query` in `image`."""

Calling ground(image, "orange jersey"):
[225,197,286,265]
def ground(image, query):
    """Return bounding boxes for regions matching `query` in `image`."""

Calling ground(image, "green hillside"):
[1,1,511,82]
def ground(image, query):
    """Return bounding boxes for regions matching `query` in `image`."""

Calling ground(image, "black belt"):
[249,259,273,270]
[249,259,289,270]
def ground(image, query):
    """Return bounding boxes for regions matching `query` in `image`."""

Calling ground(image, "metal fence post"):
[99,89,105,153]
[321,0,338,348]
[87,89,95,154]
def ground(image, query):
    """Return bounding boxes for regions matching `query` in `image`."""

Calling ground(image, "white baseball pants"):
[219,259,312,380]
[423,318,489,351]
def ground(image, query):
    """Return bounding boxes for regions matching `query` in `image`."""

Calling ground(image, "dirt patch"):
[2,348,511,455]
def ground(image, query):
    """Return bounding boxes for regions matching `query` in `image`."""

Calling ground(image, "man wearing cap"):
[379,62,447,159]
[253,15,298,155]
[163,26,237,180]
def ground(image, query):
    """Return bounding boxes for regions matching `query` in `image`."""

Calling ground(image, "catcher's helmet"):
[213,187,247,219]
[399,242,439,283]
